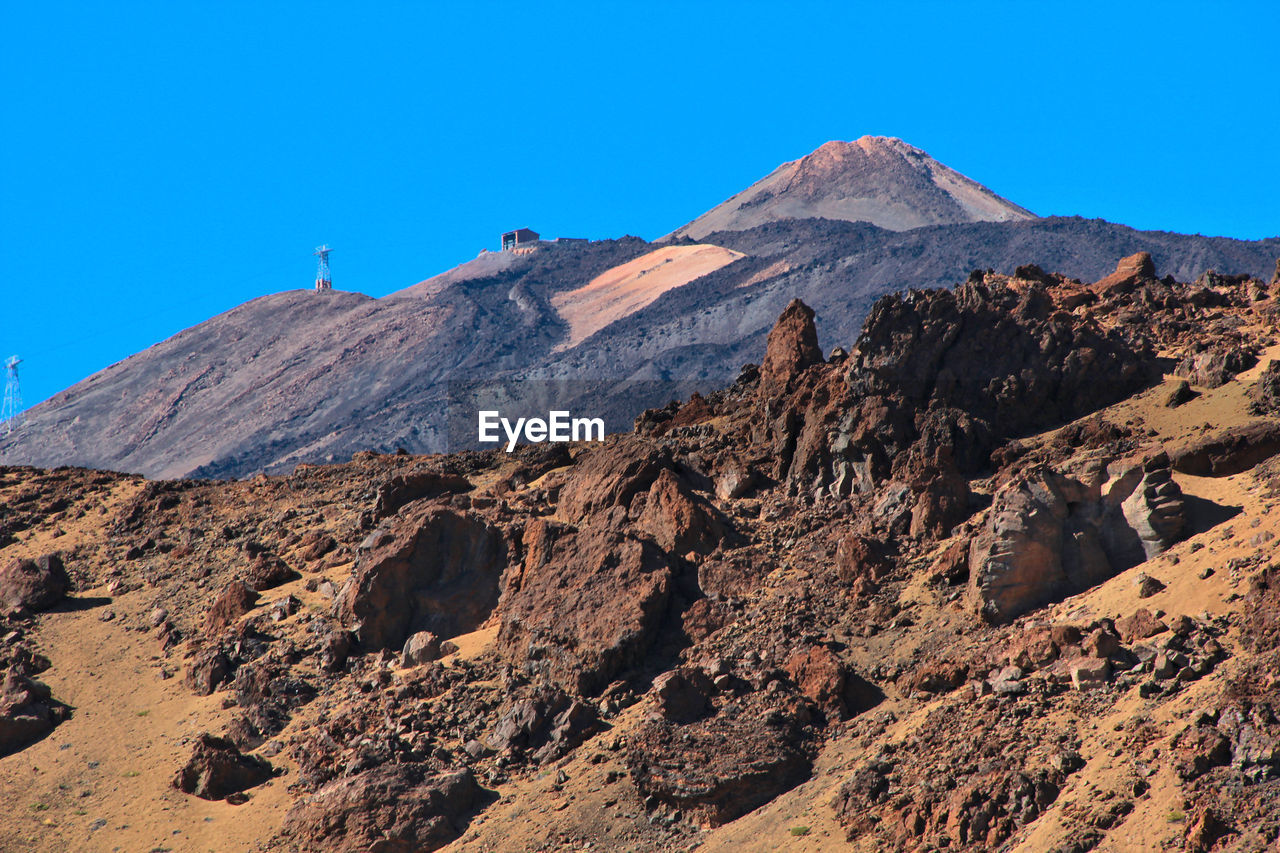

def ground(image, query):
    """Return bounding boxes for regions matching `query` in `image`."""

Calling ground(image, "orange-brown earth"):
[2,255,1280,852]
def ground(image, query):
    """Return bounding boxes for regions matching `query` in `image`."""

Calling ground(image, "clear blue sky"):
[4,2,1278,407]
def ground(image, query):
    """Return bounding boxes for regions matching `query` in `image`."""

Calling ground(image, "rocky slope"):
[3,256,1280,851]
[666,137,1036,239]
[4,217,1277,480]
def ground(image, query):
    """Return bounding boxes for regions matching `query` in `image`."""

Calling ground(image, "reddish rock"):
[908,660,969,695]
[759,299,823,398]
[835,534,891,586]
[244,552,297,591]
[784,646,879,721]
[0,554,69,615]
[628,691,815,827]
[205,581,258,636]
[373,470,472,520]
[636,468,728,556]
[1117,608,1167,643]
[558,438,669,520]
[336,505,507,651]
[282,764,484,853]
[296,531,336,563]
[498,528,672,695]
[173,732,273,800]
[1094,251,1156,294]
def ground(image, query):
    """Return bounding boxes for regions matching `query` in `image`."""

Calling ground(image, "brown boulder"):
[244,552,297,591]
[173,733,272,800]
[1094,251,1157,294]
[1170,421,1280,476]
[635,468,728,556]
[652,667,715,723]
[969,451,1185,623]
[1116,608,1167,643]
[487,686,599,762]
[1177,344,1257,388]
[784,646,879,721]
[557,438,670,521]
[0,554,69,615]
[336,506,507,651]
[760,298,823,398]
[373,470,472,520]
[0,668,69,756]
[282,764,483,853]
[205,581,258,635]
[497,527,672,695]
[401,631,443,667]
[627,692,815,827]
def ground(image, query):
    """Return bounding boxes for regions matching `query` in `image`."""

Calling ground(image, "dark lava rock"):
[0,554,69,615]
[0,668,69,756]
[281,764,485,853]
[172,733,273,800]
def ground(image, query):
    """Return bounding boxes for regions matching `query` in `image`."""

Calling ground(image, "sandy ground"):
[0,583,293,852]
[551,245,743,352]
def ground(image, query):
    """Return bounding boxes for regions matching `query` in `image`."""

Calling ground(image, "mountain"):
[2,138,1278,479]
[6,263,1280,850]
[665,136,1036,239]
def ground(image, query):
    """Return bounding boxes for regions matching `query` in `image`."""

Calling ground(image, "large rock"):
[172,733,273,800]
[0,554,69,615]
[635,468,729,556]
[205,580,258,636]
[628,692,815,827]
[1093,251,1157,293]
[281,764,484,853]
[1170,422,1280,477]
[969,450,1185,623]
[759,298,823,398]
[337,505,508,651]
[486,686,599,762]
[784,646,881,720]
[0,668,69,756]
[1177,344,1257,388]
[497,525,672,695]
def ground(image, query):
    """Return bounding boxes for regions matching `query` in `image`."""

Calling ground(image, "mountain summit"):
[667,136,1036,239]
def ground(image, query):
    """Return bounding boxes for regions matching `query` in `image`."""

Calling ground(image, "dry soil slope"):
[666,136,1036,240]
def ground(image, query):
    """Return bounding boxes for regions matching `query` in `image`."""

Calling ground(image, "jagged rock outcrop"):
[1177,344,1258,388]
[498,442,733,694]
[968,450,1185,623]
[759,298,824,398]
[282,765,485,853]
[762,276,1158,505]
[337,505,508,651]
